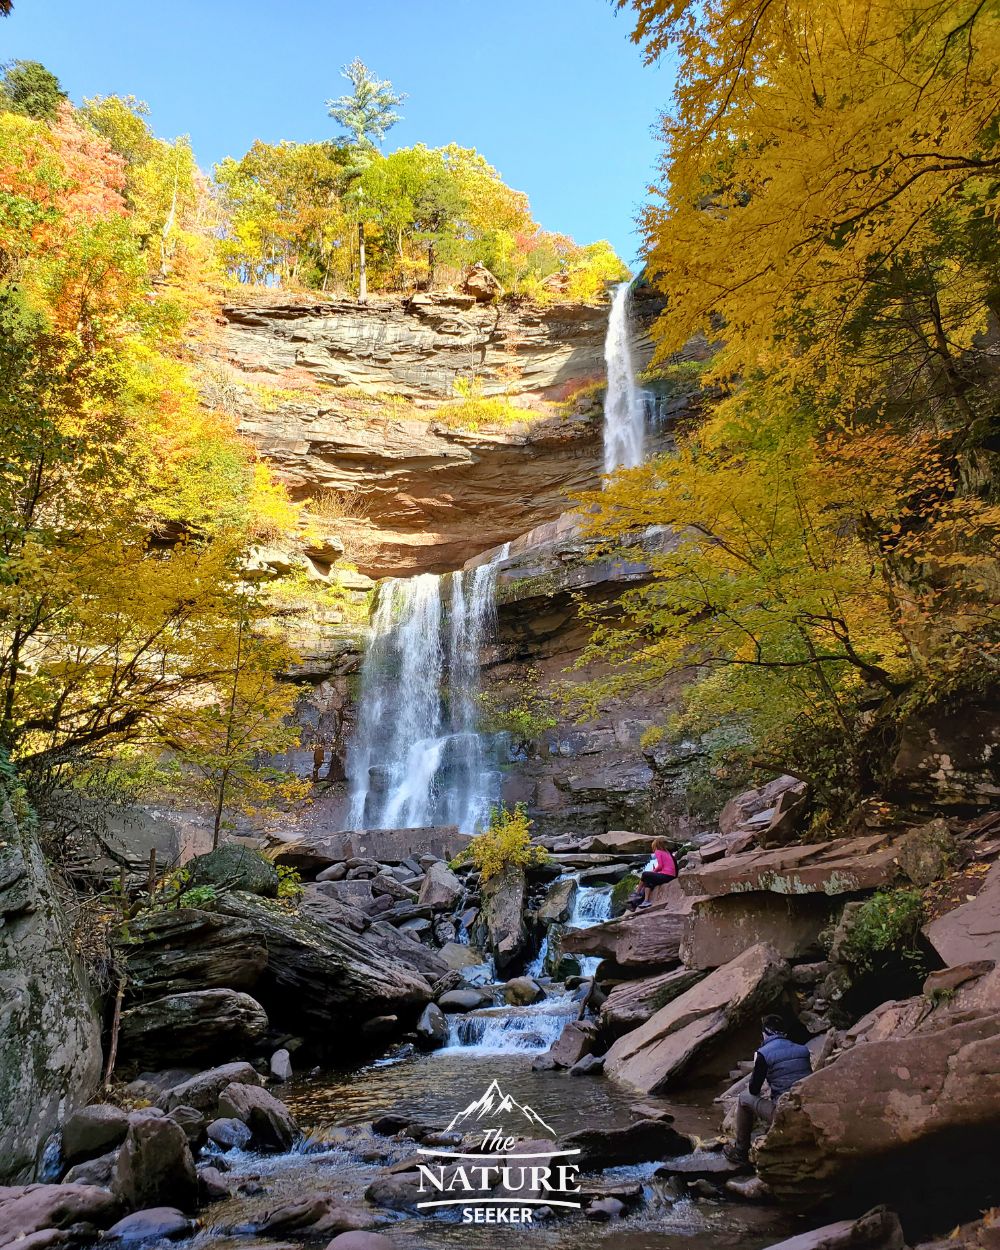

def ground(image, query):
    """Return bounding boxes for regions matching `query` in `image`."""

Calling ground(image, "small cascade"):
[441,996,577,1056]
[345,554,505,832]
[603,279,645,473]
[569,882,614,927]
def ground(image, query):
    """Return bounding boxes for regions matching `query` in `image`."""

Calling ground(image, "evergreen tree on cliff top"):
[327,58,406,302]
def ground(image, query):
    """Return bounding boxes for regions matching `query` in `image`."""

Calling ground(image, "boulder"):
[719,776,804,834]
[756,1012,1000,1203]
[206,1117,252,1151]
[62,1148,118,1187]
[0,1184,119,1247]
[61,1104,129,1166]
[119,988,268,1067]
[894,818,956,886]
[679,893,835,970]
[165,1105,206,1145]
[317,862,348,882]
[535,877,578,926]
[437,941,486,971]
[760,783,811,847]
[198,1165,232,1202]
[678,836,900,899]
[415,1003,449,1050]
[562,883,697,968]
[480,865,528,973]
[217,1082,298,1152]
[657,1148,747,1179]
[605,943,789,1093]
[0,797,102,1183]
[112,1115,199,1213]
[759,1207,905,1250]
[246,1194,377,1237]
[924,860,1000,966]
[121,908,267,1001]
[586,831,654,855]
[464,261,502,300]
[545,1020,598,1068]
[156,1062,261,1114]
[417,862,463,910]
[563,1118,691,1170]
[214,892,431,1037]
[437,988,490,1013]
[599,968,706,1035]
[103,1207,196,1243]
[504,976,544,1006]
[569,1053,604,1076]
[370,874,417,902]
[270,1048,293,1082]
[326,1234,395,1250]
[186,844,279,897]
[315,880,375,908]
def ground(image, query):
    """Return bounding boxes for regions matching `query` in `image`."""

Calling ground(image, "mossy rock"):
[610,873,640,916]
[186,845,279,898]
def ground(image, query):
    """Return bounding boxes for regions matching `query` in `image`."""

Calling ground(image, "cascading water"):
[603,279,645,474]
[346,556,504,832]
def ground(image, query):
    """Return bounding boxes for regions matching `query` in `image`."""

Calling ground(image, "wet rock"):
[546,1019,598,1068]
[756,1012,1000,1203]
[61,1105,129,1166]
[415,1003,449,1050]
[563,1118,691,1170]
[197,1166,232,1202]
[112,1114,199,1213]
[249,1194,376,1237]
[604,943,789,1094]
[62,1149,118,1187]
[760,1206,905,1250]
[569,1053,604,1076]
[0,1183,119,1247]
[119,988,268,1067]
[656,1148,746,1178]
[186,844,279,897]
[364,1171,423,1212]
[599,968,706,1035]
[924,860,1000,966]
[679,836,900,899]
[206,1117,252,1151]
[360,1015,398,1037]
[217,1083,298,1153]
[726,1174,774,1202]
[437,988,490,1013]
[417,862,463,910]
[536,877,577,925]
[504,976,544,1005]
[586,1196,625,1220]
[326,1234,395,1250]
[157,1062,261,1114]
[121,909,267,1001]
[270,1049,293,1082]
[102,1206,195,1242]
[480,865,528,973]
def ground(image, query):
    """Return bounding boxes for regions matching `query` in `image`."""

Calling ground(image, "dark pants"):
[734,1090,775,1153]
[640,871,675,888]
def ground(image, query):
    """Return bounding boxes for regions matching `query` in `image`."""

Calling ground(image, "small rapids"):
[441,995,578,1056]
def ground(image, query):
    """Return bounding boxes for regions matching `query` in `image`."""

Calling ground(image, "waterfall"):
[346,557,504,832]
[603,279,645,474]
[440,997,577,1056]
[569,883,614,927]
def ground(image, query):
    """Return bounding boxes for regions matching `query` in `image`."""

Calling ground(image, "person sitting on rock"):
[725,1013,812,1164]
[631,837,677,910]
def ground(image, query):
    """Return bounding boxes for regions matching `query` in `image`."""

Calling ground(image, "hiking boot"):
[724,1144,750,1165]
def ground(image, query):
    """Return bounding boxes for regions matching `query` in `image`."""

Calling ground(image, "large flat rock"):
[924,861,1000,966]
[680,893,836,970]
[678,836,900,899]
[604,943,789,1093]
[274,826,470,869]
[562,882,697,968]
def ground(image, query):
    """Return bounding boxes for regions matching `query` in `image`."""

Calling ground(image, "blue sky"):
[1,0,672,266]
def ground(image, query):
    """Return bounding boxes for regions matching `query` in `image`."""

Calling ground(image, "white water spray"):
[345,556,505,832]
[603,280,645,474]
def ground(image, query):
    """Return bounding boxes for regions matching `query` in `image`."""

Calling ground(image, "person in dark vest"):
[725,1013,812,1164]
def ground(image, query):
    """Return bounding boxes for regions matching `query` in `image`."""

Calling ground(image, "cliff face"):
[211,289,673,578]
[0,788,102,1181]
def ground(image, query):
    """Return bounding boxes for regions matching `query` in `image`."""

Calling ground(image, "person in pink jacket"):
[627,837,677,910]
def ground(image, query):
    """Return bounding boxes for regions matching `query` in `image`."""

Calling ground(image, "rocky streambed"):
[5,793,1000,1250]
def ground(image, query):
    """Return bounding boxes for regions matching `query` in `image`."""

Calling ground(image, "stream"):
[181,880,798,1250]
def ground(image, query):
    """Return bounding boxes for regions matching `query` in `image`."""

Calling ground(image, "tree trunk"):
[358,221,368,303]
[426,240,435,291]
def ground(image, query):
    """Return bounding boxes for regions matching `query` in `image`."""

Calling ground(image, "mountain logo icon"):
[444,1079,556,1136]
